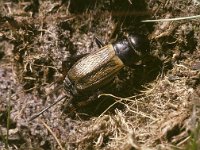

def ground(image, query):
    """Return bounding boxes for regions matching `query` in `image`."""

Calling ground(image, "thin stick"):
[29,95,69,121]
[6,89,12,149]
[177,136,191,146]
[142,14,200,22]
[41,120,65,150]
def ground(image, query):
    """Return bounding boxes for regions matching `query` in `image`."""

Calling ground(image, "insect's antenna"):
[29,94,71,121]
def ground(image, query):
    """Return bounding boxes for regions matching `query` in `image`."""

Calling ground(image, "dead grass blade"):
[142,14,200,22]
[40,120,65,150]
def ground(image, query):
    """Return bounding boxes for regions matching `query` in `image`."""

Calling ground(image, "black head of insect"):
[113,34,150,67]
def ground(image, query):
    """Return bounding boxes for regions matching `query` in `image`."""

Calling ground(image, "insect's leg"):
[75,91,103,108]
[94,36,105,48]
[61,96,78,118]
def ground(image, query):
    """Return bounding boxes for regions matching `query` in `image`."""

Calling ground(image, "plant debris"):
[0,0,200,149]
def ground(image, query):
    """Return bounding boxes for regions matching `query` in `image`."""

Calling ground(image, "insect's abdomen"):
[66,44,124,94]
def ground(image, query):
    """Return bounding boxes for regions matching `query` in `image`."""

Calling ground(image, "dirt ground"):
[0,0,200,149]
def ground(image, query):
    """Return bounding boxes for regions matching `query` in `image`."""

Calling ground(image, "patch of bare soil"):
[0,0,200,149]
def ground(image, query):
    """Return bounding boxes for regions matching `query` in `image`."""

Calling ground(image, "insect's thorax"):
[65,44,124,95]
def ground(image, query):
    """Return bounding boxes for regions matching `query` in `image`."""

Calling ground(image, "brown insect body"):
[64,44,124,95]
[64,34,150,96]
[29,35,150,120]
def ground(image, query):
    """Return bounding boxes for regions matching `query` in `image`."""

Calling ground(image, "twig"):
[142,14,200,22]
[177,136,191,146]
[6,88,12,149]
[40,120,65,150]
[97,94,157,121]
[98,100,120,119]
[119,101,157,121]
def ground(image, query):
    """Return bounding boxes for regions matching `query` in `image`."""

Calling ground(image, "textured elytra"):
[67,44,124,92]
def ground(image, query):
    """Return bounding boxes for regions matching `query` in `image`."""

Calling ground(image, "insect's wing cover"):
[68,45,124,91]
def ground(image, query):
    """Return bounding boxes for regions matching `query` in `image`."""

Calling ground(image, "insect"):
[29,34,150,121]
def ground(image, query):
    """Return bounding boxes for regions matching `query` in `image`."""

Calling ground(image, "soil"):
[0,0,200,149]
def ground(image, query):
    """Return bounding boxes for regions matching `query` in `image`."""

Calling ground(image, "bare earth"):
[0,0,200,149]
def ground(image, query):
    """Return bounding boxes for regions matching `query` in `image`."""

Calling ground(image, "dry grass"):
[0,0,200,149]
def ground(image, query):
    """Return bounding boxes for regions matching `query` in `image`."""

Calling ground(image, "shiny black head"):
[113,34,150,66]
